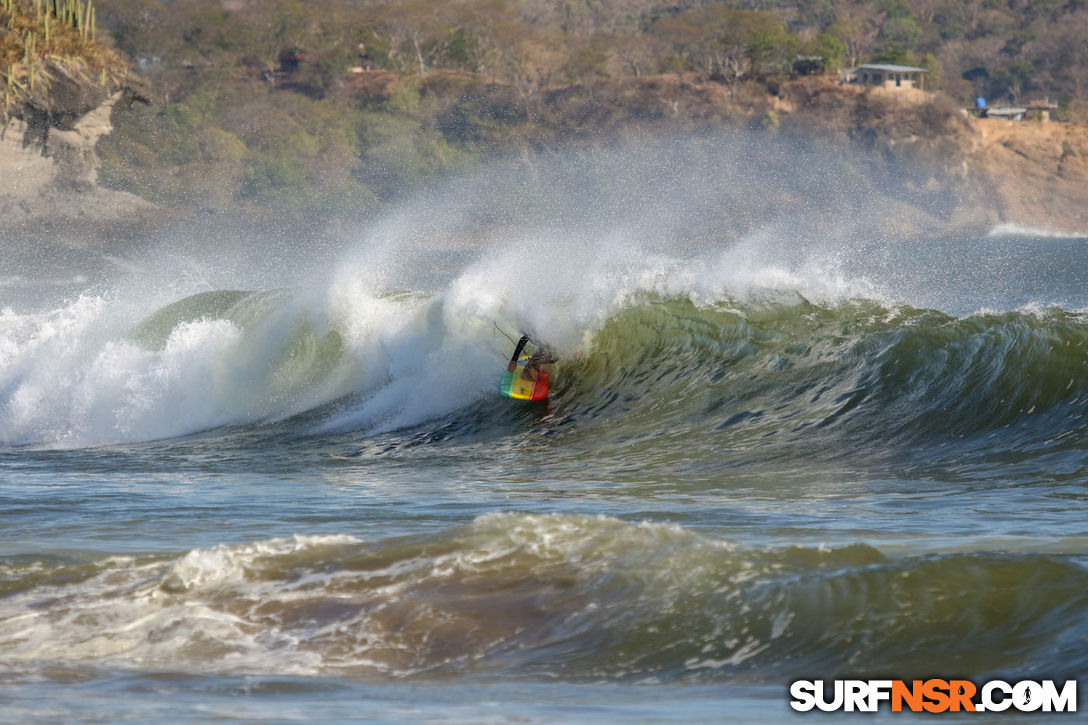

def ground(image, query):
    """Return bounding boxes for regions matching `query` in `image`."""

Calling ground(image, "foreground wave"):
[2,513,1085,682]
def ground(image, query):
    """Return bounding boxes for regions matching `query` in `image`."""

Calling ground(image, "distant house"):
[1026,98,1058,122]
[974,97,1055,122]
[843,64,927,90]
[984,106,1026,121]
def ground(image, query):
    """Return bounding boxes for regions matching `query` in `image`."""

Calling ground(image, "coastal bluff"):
[1,62,152,232]
[964,115,1088,235]
[3,69,1088,238]
[769,79,1088,235]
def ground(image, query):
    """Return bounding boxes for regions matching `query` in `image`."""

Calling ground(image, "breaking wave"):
[3,283,1087,476]
[2,514,1085,682]
[3,136,1087,454]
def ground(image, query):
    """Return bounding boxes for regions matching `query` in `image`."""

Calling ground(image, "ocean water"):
[2,143,1088,721]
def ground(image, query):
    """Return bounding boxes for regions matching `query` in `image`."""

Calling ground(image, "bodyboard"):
[500,356,550,401]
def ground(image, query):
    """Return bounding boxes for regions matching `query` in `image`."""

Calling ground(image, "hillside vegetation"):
[7,0,1088,219]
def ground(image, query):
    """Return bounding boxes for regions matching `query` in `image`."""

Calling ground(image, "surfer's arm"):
[508,335,530,371]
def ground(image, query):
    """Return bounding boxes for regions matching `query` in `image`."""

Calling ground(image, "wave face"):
[555,300,1088,476]
[3,514,1085,682]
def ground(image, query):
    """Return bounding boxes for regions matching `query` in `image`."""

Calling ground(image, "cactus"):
[2,0,113,117]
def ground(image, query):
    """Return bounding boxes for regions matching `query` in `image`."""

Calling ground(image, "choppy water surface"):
[2,145,1087,721]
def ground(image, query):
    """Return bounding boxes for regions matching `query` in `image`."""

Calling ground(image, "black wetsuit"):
[509,335,558,379]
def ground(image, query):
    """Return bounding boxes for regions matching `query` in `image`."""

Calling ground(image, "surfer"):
[508,334,558,380]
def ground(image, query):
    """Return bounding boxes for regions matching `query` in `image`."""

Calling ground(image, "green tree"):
[827,5,882,69]
[804,31,848,72]
[878,0,913,19]
[878,17,922,50]
[993,59,1034,102]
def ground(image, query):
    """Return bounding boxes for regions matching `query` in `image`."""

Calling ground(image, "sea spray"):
[2,134,1087,449]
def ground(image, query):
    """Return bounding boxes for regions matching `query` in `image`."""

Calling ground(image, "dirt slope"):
[964,117,1088,234]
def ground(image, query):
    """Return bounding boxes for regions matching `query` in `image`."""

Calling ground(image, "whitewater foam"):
[3,515,1084,682]
[988,222,1088,239]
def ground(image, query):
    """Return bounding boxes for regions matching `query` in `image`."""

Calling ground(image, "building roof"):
[857,64,927,73]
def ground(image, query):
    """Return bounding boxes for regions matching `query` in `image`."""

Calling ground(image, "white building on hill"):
[842,64,927,90]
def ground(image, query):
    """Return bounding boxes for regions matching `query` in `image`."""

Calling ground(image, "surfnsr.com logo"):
[790,679,1077,713]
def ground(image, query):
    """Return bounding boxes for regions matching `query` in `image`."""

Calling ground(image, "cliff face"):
[404,72,1088,236]
[1,84,152,229]
[771,79,1088,235]
[964,117,1088,234]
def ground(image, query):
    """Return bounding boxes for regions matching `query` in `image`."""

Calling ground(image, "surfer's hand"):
[507,361,517,372]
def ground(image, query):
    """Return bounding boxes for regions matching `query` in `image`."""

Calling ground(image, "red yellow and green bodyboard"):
[500,356,550,401]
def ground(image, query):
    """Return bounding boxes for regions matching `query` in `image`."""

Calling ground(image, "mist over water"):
[6,133,1084,447]
[2,132,1087,720]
